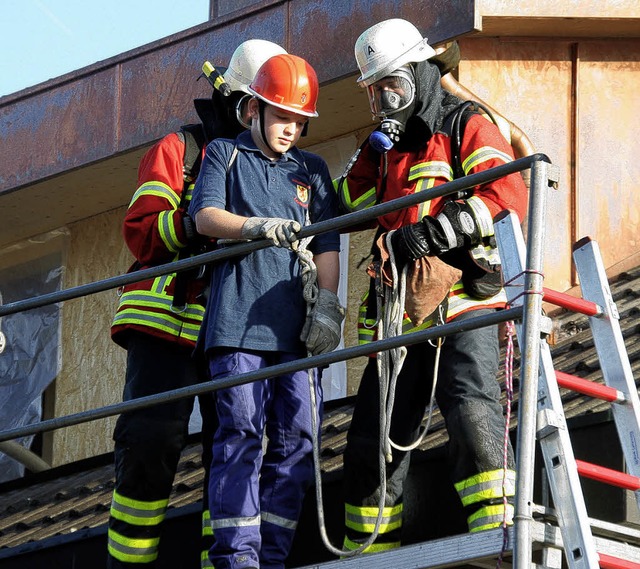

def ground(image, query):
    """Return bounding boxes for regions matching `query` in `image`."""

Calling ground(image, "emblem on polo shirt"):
[294,181,310,207]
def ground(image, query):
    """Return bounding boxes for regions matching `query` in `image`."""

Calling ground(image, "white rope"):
[379,232,444,454]
[298,237,388,558]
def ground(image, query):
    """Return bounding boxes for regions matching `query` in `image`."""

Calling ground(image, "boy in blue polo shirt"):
[189,53,343,569]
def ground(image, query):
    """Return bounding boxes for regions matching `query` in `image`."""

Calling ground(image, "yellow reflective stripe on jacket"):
[130,180,180,209]
[113,308,201,342]
[334,177,377,213]
[455,469,516,506]
[108,528,160,563]
[408,160,452,182]
[357,292,437,345]
[447,284,507,320]
[202,509,213,537]
[110,490,168,526]
[344,503,403,534]
[466,195,494,238]
[409,160,453,221]
[183,181,195,202]
[158,210,185,253]
[117,289,205,319]
[343,535,401,552]
[261,511,298,530]
[468,503,514,533]
[210,514,261,530]
[462,146,513,175]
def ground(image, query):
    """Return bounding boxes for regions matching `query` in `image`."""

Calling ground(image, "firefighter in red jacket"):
[337,19,528,552]
[108,40,287,569]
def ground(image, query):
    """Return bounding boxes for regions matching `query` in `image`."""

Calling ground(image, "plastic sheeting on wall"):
[0,248,63,482]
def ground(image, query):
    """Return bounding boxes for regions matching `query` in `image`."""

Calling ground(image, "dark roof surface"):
[1,265,640,556]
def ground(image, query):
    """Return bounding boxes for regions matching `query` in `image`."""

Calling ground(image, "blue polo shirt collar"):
[236,130,306,167]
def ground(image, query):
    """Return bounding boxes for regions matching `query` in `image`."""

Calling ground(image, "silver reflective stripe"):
[468,504,514,532]
[201,550,214,568]
[118,291,205,318]
[466,196,494,237]
[210,514,261,530]
[108,536,159,558]
[130,181,180,209]
[436,214,458,249]
[159,210,182,252]
[457,472,516,503]
[110,499,167,522]
[345,510,402,527]
[261,511,298,530]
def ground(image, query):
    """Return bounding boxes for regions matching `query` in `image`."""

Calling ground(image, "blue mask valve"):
[369,129,394,154]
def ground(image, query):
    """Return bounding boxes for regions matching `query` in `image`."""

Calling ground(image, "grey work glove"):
[300,288,345,356]
[241,217,301,250]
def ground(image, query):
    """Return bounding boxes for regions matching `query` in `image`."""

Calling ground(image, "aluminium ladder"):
[494,211,640,569]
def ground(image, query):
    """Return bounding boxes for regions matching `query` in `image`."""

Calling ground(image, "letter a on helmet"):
[248,54,320,117]
[354,18,436,87]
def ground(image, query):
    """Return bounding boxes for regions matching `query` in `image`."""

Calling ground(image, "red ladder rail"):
[543,287,602,316]
[599,553,640,569]
[555,371,626,403]
[576,459,640,491]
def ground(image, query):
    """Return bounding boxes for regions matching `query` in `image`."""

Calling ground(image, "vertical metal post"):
[512,159,549,569]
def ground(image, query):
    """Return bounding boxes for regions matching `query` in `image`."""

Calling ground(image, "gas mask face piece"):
[366,66,416,153]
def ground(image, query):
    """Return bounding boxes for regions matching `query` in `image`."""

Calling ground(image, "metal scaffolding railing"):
[0,153,555,568]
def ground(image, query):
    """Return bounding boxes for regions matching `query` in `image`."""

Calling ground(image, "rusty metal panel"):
[118,5,288,149]
[458,37,576,292]
[0,0,476,197]
[289,0,476,83]
[576,40,640,271]
[0,69,119,193]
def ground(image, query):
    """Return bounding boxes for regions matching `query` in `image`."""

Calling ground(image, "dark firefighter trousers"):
[107,332,217,568]
[343,309,516,551]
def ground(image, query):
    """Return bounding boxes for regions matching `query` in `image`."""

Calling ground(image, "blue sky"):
[0,0,209,97]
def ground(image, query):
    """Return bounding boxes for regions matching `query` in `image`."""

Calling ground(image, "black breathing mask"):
[366,66,416,153]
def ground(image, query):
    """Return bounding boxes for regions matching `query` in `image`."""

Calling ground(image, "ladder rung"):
[599,552,640,569]
[555,371,626,403]
[543,287,602,316]
[576,459,640,491]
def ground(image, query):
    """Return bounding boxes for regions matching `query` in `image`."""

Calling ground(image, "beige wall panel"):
[459,38,575,291]
[576,40,640,270]
[479,0,639,18]
[52,207,132,465]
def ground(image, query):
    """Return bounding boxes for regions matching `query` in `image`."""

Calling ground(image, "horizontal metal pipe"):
[0,306,523,443]
[0,154,549,317]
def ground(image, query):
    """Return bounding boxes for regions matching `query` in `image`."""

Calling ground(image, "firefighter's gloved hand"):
[241,217,302,250]
[300,288,345,356]
[390,200,484,265]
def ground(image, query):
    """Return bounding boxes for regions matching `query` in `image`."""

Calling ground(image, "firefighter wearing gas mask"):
[337,18,528,552]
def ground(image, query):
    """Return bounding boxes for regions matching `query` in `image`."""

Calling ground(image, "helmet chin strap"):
[257,100,280,156]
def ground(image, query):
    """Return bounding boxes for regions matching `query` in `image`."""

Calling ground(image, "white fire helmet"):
[222,39,287,94]
[354,18,436,87]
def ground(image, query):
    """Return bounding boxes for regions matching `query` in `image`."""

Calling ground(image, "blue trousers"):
[206,349,321,569]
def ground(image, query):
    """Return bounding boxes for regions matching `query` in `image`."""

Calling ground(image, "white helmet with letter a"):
[354,18,436,87]
[223,39,287,94]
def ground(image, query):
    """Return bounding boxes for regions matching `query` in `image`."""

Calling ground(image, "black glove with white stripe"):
[390,200,483,265]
